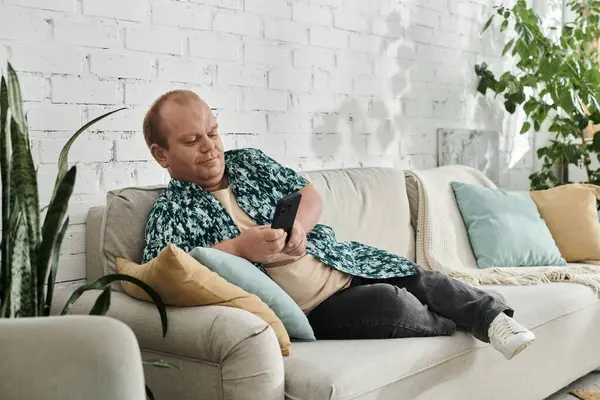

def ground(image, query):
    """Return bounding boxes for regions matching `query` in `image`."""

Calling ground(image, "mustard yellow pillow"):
[531,184,600,262]
[116,244,291,356]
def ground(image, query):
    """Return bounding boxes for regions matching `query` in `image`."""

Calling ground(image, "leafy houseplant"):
[0,64,169,399]
[476,0,600,190]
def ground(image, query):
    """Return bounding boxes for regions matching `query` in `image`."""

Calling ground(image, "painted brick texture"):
[0,0,554,283]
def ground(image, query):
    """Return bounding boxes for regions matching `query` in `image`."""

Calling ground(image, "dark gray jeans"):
[308,265,513,343]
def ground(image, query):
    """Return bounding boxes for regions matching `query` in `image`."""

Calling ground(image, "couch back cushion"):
[99,186,166,290]
[303,168,414,260]
[94,168,415,289]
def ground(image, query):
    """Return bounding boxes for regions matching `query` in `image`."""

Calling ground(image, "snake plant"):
[0,63,171,398]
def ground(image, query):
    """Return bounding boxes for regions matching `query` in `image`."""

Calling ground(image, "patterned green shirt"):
[142,148,416,279]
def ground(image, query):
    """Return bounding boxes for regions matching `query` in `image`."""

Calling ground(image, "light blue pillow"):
[451,182,566,268]
[188,247,316,341]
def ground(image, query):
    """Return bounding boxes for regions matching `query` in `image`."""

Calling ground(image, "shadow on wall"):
[310,7,409,170]
[309,2,510,173]
[308,1,562,189]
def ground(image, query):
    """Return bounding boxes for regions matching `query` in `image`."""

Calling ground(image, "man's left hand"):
[282,221,307,257]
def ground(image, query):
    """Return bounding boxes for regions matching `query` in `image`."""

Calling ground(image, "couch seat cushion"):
[283,282,599,400]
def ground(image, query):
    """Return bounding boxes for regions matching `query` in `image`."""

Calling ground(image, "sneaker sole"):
[506,337,535,360]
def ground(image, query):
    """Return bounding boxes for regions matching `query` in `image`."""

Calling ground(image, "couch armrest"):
[0,315,145,400]
[52,288,285,400]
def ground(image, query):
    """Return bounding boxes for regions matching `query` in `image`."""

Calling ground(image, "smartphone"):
[271,192,302,243]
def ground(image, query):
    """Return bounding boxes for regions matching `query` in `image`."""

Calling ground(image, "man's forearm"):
[211,237,244,257]
[296,184,322,233]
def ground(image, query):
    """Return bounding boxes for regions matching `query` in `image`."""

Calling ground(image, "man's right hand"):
[235,225,287,263]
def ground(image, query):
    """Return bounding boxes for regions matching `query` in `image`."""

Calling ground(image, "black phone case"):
[271,192,302,242]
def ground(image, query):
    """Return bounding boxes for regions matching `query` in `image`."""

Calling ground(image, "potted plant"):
[475,0,600,190]
[0,63,169,399]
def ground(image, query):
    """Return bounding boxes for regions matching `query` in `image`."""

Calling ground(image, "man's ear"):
[150,144,169,168]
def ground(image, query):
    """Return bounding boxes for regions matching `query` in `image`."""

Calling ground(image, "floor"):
[545,371,600,399]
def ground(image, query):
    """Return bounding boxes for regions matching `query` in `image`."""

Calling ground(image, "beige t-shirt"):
[211,187,352,313]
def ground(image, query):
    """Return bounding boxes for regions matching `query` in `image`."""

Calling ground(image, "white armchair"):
[0,315,146,400]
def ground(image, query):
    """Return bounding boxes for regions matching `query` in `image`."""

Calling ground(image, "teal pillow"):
[451,182,566,268]
[188,247,316,341]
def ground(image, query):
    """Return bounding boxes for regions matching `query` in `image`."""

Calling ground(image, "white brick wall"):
[82,0,149,22]
[5,0,73,12]
[0,0,558,284]
[126,26,184,55]
[189,32,242,61]
[51,76,119,104]
[245,0,290,18]
[90,52,152,80]
[9,45,83,74]
[293,3,331,26]
[0,7,47,41]
[158,58,213,84]
[53,19,120,48]
[151,2,212,29]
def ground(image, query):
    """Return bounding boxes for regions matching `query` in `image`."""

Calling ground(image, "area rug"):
[570,389,600,400]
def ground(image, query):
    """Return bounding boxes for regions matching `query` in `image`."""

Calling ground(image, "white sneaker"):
[488,313,535,360]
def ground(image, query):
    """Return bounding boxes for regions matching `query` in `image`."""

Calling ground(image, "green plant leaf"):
[592,132,600,153]
[514,90,526,105]
[502,38,515,56]
[6,210,23,316]
[474,62,488,76]
[570,89,586,115]
[520,74,538,88]
[6,64,27,136]
[520,122,531,134]
[143,359,181,370]
[43,217,69,316]
[9,208,34,317]
[9,116,39,242]
[549,123,562,132]
[477,79,489,95]
[504,99,517,114]
[9,117,39,315]
[61,273,168,337]
[49,108,126,205]
[500,19,509,32]
[146,385,155,400]
[590,95,600,113]
[1,200,21,317]
[0,77,9,313]
[578,115,590,130]
[482,15,494,34]
[88,287,111,315]
[523,99,538,115]
[38,166,76,312]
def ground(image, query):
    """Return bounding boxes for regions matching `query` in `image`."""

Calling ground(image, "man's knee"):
[361,283,456,337]
[360,283,421,318]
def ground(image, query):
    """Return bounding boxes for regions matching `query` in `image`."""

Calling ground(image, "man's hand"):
[235,225,287,263]
[282,221,307,257]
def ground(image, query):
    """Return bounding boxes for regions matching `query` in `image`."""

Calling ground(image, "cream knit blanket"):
[405,166,600,293]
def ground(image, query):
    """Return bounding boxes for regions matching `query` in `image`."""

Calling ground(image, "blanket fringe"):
[447,266,600,294]
[406,168,600,294]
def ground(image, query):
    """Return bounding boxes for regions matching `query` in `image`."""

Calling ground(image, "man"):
[141,90,535,360]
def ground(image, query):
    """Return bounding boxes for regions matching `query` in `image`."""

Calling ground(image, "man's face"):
[151,98,225,190]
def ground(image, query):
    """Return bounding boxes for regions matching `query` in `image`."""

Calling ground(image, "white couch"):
[52,166,600,400]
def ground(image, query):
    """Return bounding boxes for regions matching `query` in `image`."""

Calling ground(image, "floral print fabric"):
[142,148,416,279]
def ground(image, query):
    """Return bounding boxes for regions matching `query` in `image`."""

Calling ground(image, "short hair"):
[143,90,202,149]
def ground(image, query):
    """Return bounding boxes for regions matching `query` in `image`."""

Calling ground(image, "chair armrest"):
[0,315,145,400]
[52,287,278,362]
[52,288,285,400]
